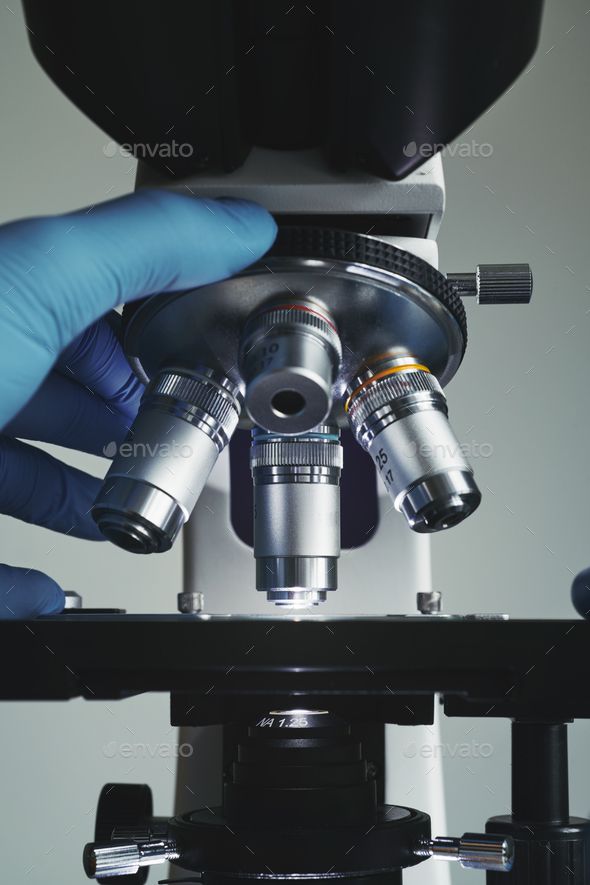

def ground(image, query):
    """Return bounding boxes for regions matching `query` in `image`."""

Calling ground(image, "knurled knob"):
[83,842,140,878]
[448,264,532,304]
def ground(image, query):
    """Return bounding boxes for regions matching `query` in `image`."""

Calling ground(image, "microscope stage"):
[1,613,587,725]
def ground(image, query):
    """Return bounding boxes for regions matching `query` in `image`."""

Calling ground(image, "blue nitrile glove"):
[0,189,276,618]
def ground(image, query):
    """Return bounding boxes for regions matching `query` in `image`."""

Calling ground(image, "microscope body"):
[16,2,564,884]
[93,150,484,611]
[19,0,542,606]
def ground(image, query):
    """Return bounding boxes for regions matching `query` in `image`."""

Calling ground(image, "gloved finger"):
[54,313,144,423]
[3,370,136,457]
[0,437,104,540]
[0,191,276,427]
[572,567,590,619]
[0,565,64,619]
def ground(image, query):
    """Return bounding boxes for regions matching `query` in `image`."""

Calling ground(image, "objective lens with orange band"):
[345,356,481,534]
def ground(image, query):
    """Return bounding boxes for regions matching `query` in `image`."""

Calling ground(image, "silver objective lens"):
[92,368,241,553]
[251,425,342,607]
[346,357,481,532]
[240,302,342,435]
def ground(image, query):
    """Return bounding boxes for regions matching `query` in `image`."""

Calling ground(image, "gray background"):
[0,0,589,882]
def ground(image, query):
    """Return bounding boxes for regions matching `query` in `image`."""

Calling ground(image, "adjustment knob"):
[84,842,141,878]
[448,264,532,304]
[83,839,179,880]
[416,832,514,872]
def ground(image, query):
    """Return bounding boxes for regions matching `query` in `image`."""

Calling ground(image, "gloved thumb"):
[0,190,276,427]
[0,565,64,619]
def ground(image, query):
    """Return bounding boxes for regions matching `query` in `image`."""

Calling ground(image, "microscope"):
[6,1,590,883]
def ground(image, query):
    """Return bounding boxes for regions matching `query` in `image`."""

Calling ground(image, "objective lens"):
[93,367,241,553]
[240,302,342,435]
[346,356,481,532]
[250,425,342,607]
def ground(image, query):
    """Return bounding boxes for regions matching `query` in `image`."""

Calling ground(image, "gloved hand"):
[0,189,276,618]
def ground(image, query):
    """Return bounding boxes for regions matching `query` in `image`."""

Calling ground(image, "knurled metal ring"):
[250,438,343,470]
[347,369,445,442]
[145,369,242,449]
[268,227,467,350]
[242,303,342,362]
[122,227,467,354]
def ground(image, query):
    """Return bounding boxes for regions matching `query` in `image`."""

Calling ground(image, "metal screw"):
[417,591,442,615]
[63,591,82,610]
[177,591,204,614]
